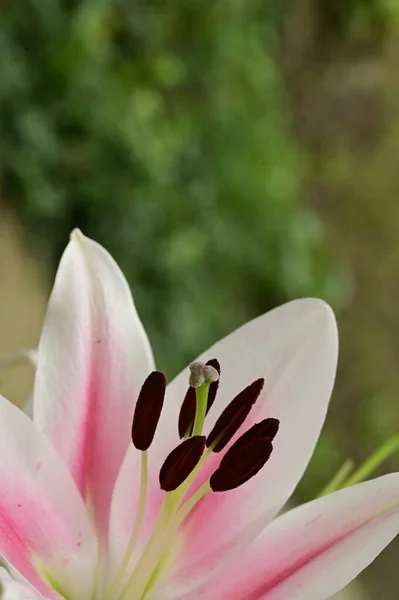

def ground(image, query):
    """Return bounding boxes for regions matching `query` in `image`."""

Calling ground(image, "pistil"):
[178,360,221,438]
[192,381,210,436]
[189,362,220,436]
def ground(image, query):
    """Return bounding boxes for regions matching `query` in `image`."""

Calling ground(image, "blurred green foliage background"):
[0,0,344,374]
[1,0,399,597]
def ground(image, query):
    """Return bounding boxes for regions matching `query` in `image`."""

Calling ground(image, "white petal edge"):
[0,395,97,600]
[170,474,399,600]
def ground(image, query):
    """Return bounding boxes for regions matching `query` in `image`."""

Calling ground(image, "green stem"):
[317,459,354,498]
[343,433,399,488]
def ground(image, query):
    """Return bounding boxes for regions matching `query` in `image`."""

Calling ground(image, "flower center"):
[105,359,279,600]
[34,362,277,600]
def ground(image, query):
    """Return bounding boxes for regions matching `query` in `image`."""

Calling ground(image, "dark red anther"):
[224,418,279,455]
[257,417,279,441]
[210,438,273,492]
[160,436,206,492]
[219,418,278,471]
[132,371,166,451]
[206,378,264,452]
[178,358,221,439]
[178,387,196,439]
[205,358,221,414]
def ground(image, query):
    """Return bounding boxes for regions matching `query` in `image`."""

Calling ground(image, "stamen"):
[177,420,279,522]
[203,363,220,383]
[115,371,273,599]
[210,433,273,492]
[117,501,176,600]
[108,451,149,597]
[132,371,166,451]
[206,378,264,452]
[176,481,212,524]
[160,436,206,492]
[231,418,280,447]
[203,358,221,413]
[219,419,276,469]
[110,372,165,597]
[178,387,196,439]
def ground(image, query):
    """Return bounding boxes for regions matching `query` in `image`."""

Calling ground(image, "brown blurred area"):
[281,2,399,597]
[0,211,46,407]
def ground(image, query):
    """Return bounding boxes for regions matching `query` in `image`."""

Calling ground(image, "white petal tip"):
[314,298,337,331]
[286,298,338,364]
[297,297,337,330]
[70,228,85,243]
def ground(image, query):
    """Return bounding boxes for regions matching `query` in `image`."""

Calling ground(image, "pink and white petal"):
[110,299,338,578]
[108,442,142,577]
[0,395,97,600]
[169,474,399,600]
[33,230,155,536]
[161,299,338,584]
[0,568,47,600]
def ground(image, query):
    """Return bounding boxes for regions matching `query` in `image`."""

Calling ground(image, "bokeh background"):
[1,1,399,597]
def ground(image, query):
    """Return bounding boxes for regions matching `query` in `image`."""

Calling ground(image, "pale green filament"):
[117,447,214,600]
[170,446,213,510]
[120,479,212,600]
[176,481,212,524]
[140,548,177,600]
[318,459,355,497]
[139,484,212,600]
[192,381,211,436]
[108,450,148,598]
[117,499,174,600]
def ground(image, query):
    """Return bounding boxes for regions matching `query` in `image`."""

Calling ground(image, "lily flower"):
[1,229,399,600]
